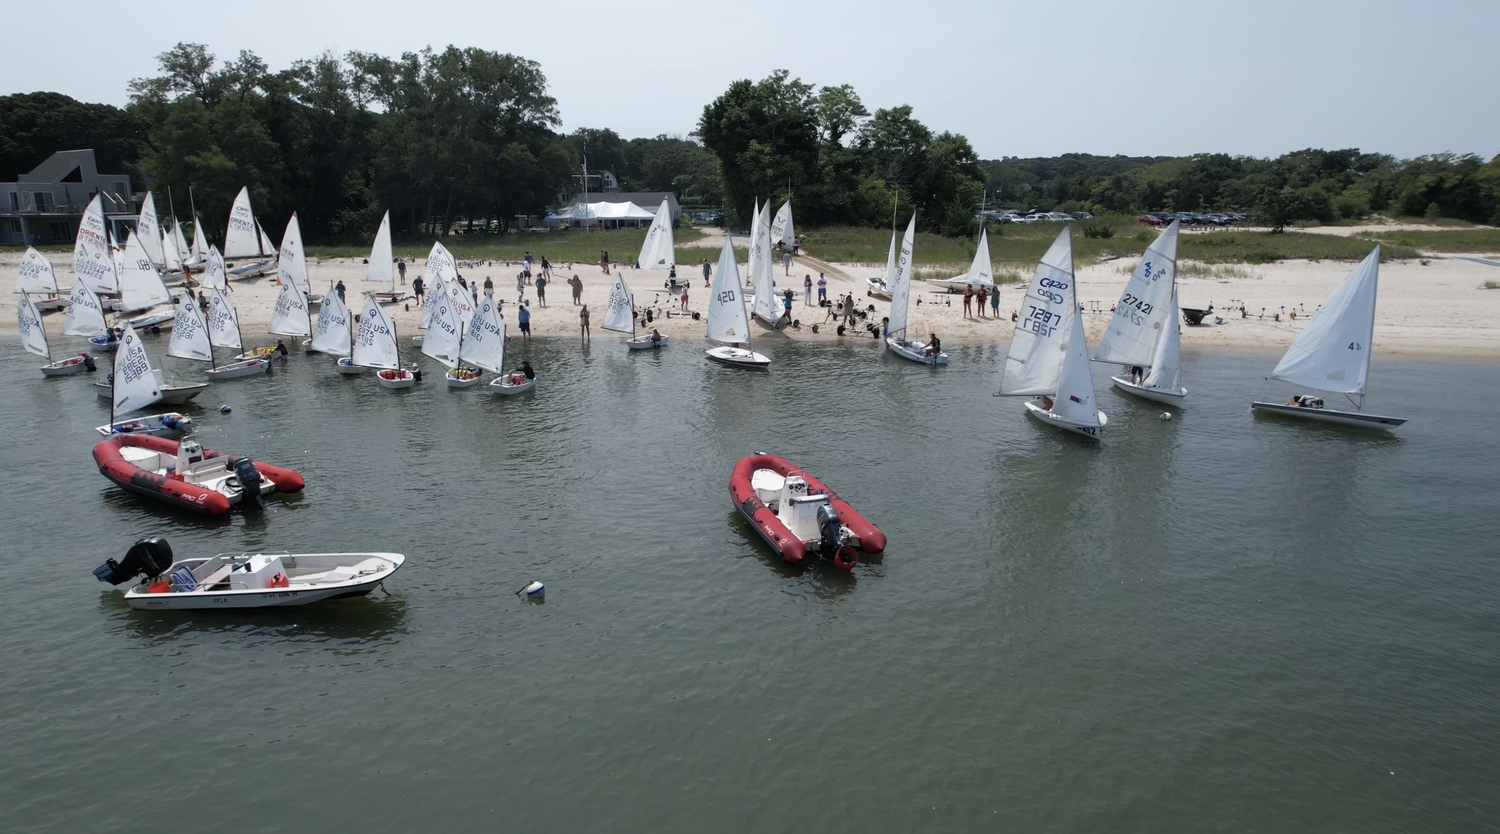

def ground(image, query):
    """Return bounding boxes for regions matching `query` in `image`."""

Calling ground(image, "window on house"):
[34,192,56,211]
[49,221,71,241]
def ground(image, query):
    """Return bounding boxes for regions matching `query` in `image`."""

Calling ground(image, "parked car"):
[1138,214,1165,226]
[1071,211,1094,220]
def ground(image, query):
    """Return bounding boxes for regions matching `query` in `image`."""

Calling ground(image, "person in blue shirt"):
[518,303,532,342]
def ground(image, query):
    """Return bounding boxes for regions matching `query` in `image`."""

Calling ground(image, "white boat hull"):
[706,345,771,369]
[490,375,536,395]
[626,335,669,350]
[445,370,484,388]
[41,356,92,376]
[1023,399,1106,440]
[1250,401,1406,430]
[866,278,892,300]
[95,412,192,438]
[227,259,275,279]
[334,358,365,375]
[929,278,989,294]
[206,358,271,380]
[235,345,278,361]
[123,552,404,610]
[886,336,949,366]
[94,380,208,404]
[376,369,415,389]
[1111,376,1187,406]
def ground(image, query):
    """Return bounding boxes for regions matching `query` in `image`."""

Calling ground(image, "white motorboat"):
[1250,247,1406,430]
[94,537,403,610]
[95,412,192,438]
[704,237,771,369]
[999,226,1107,439]
[1097,221,1188,406]
[376,368,416,389]
[884,214,950,366]
[206,357,272,380]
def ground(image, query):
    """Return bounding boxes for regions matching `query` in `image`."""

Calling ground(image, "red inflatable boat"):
[92,434,305,516]
[728,453,886,571]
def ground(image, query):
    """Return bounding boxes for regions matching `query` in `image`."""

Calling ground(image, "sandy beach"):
[9,229,1500,359]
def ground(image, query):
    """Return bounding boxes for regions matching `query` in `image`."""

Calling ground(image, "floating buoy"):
[515,580,544,598]
[1159,412,1172,421]
[219,404,232,414]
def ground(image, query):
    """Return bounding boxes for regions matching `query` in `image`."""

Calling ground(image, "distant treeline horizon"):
[2,48,1497,244]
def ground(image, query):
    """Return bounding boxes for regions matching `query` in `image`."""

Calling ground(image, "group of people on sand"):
[961,284,1000,319]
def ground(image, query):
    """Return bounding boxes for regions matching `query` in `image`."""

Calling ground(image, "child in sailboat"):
[1285,395,1324,408]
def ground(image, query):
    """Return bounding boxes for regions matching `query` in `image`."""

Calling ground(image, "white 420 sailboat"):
[998,226,1106,439]
[1250,247,1406,430]
[1095,220,1187,406]
[704,237,770,369]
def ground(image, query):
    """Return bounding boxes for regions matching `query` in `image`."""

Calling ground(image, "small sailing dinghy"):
[1095,220,1187,406]
[867,229,897,300]
[19,287,93,376]
[1250,247,1406,430]
[419,284,479,388]
[603,269,667,349]
[93,323,209,406]
[264,235,312,356]
[749,200,784,328]
[223,187,277,278]
[885,214,949,365]
[999,226,1107,440]
[19,246,66,311]
[94,412,192,439]
[637,199,675,270]
[363,211,404,304]
[95,536,404,610]
[351,294,413,388]
[705,237,771,369]
[728,453,887,571]
[173,288,270,380]
[73,194,120,297]
[308,284,353,361]
[277,213,322,306]
[930,226,995,294]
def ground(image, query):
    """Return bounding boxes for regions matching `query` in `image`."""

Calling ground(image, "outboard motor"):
[93,536,175,585]
[232,458,266,511]
[815,504,859,570]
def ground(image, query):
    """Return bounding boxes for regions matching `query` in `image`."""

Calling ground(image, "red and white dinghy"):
[728,453,886,571]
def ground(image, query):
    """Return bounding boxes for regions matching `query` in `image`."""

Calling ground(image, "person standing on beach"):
[783,248,793,276]
[962,285,974,319]
[335,280,346,303]
[397,259,406,285]
[600,250,610,275]
[976,286,988,318]
[679,284,689,311]
[516,272,526,304]
[990,285,1000,318]
[483,276,494,299]
[803,274,813,305]
[782,288,794,323]
[702,259,712,287]
[412,275,425,304]
[570,274,584,305]
[540,257,552,279]
[518,303,532,342]
[844,293,858,327]
[579,304,591,344]
[817,273,827,304]
[535,274,547,306]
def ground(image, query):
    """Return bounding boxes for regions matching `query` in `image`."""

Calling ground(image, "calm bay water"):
[1,328,1497,833]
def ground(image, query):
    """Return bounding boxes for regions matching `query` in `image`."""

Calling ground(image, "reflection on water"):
[99,590,410,644]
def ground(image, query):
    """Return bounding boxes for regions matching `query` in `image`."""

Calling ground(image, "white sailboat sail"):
[443,274,476,327]
[602,270,635,334]
[750,200,781,324]
[73,195,117,293]
[887,215,918,336]
[63,281,108,336]
[365,211,393,285]
[161,226,183,273]
[1050,303,1103,427]
[310,287,352,356]
[966,228,994,287]
[168,295,214,363]
[771,200,794,249]
[173,222,192,264]
[1000,226,1076,396]
[277,213,312,294]
[706,237,751,346]
[113,324,163,415]
[461,296,507,374]
[17,292,49,359]
[205,286,243,350]
[421,291,463,369]
[883,230,898,286]
[1143,284,1183,391]
[202,245,228,292]
[19,247,59,295]
[426,240,458,283]
[1268,246,1381,407]
[137,193,165,267]
[118,230,173,313]
[224,187,261,259]
[190,215,208,261]
[637,200,675,268]
[1094,220,1179,367]
[257,220,277,259]
[268,273,311,338]
[351,294,400,370]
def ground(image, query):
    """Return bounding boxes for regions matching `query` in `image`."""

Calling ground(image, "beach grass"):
[1360,228,1500,254]
[305,227,709,265]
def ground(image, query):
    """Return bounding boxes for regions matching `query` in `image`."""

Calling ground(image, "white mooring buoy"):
[1159,412,1173,421]
[516,580,545,598]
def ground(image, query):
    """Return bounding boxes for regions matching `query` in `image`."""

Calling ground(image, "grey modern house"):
[0,149,137,246]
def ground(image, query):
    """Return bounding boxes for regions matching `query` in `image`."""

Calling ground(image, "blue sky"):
[7,0,1497,161]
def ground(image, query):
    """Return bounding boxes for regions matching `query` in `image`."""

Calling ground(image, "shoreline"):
[9,250,1500,360]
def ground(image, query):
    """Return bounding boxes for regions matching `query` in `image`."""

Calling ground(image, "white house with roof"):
[0,149,136,245]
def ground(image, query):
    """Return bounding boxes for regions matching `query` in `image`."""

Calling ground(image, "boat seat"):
[750,469,785,505]
[312,568,356,584]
